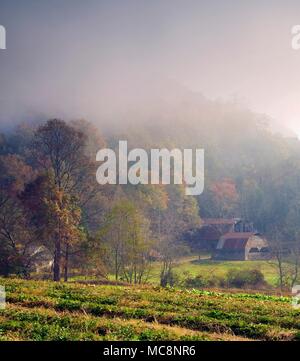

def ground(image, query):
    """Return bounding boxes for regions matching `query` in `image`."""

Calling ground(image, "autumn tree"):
[44,189,84,282]
[21,173,85,281]
[208,178,239,218]
[30,119,88,281]
[122,209,152,284]
[100,200,153,283]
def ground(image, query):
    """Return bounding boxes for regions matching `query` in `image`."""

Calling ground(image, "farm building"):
[189,218,255,251]
[213,232,270,261]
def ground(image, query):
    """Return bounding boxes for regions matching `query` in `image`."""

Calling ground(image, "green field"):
[0,278,299,341]
[72,255,281,289]
[143,256,280,287]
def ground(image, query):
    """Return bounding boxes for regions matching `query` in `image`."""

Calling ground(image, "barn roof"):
[202,218,239,225]
[221,232,255,240]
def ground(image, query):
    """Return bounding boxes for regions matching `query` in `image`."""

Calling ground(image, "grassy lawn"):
[147,255,280,287]
[0,278,298,341]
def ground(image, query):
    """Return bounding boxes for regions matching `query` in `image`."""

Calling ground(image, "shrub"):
[226,269,265,288]
[184,275,209,288]
[184,274,225,289]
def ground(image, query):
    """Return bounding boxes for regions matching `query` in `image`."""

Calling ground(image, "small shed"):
[213,232,270,261]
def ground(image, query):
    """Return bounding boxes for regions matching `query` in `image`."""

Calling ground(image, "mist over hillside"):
[1,0,300,137]
[0,77,294,142]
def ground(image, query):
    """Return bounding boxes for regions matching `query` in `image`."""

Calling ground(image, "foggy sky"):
[1,0,300,135]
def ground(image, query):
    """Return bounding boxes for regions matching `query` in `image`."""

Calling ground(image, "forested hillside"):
[1,96,300,288]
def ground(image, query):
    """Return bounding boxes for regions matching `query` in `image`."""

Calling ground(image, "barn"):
[213,232,270,261]
[190,218,239,251]
[189,218,255,252]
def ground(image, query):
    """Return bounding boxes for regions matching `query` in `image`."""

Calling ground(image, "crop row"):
[0,279,299,340]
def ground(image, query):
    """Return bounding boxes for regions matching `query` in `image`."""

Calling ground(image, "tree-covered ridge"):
[0,99,300,288]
